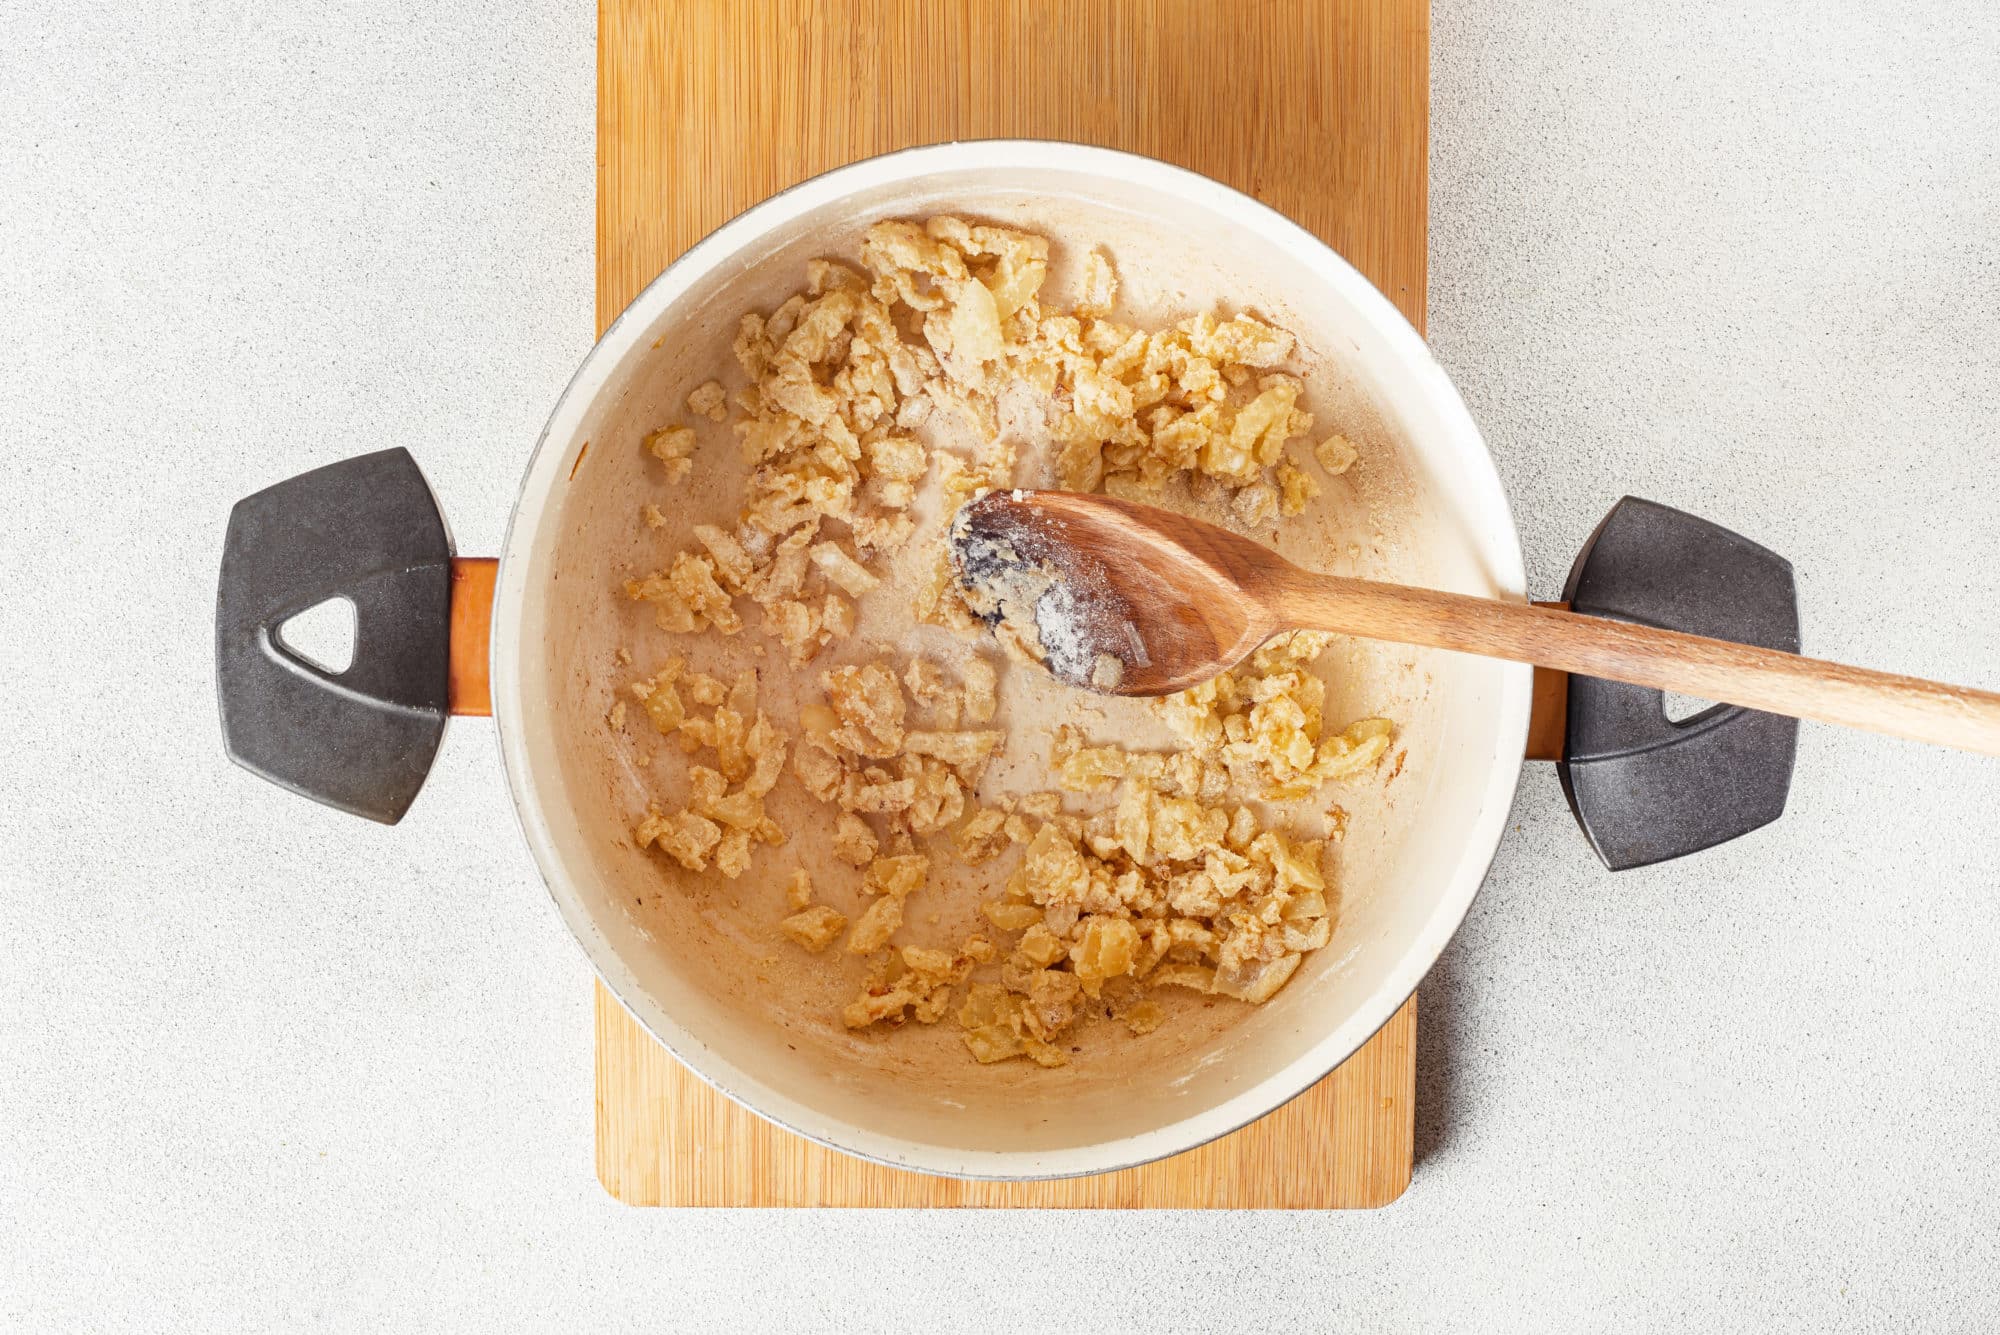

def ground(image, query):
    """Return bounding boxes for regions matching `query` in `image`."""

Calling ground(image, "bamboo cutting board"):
[596,0,1426,1208]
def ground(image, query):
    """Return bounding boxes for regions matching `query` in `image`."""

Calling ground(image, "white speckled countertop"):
[6,1,1999,1328]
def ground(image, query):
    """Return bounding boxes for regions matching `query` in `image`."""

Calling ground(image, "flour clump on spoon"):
[948,502,1143,691]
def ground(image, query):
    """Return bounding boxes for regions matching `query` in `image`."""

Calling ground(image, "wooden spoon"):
[947,489,2000,756]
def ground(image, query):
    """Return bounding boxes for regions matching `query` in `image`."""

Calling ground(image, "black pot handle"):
[1552,497,1801,870]
[215,448,454,825]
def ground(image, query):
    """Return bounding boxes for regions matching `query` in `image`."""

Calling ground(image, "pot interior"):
[499,151,1526,1174]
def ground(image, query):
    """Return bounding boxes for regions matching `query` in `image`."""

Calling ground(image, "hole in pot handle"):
[215,448,491,825]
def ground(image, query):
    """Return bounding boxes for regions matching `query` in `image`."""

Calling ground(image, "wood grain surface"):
[596,0,1428,1208]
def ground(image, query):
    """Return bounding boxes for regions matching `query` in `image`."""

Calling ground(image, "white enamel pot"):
[219,142,1790,1179]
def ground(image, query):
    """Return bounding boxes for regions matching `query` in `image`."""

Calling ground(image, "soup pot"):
[215,142,1797,1178]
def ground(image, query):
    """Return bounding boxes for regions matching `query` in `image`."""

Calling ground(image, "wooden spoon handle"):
[1272,572,2000,756]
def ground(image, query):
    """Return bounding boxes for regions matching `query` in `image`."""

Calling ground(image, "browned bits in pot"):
[618,215,1396,1065]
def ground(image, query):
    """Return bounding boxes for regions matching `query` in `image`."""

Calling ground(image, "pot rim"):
[491,139,1531,1180]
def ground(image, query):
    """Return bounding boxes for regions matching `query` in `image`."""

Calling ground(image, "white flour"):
[947,496,1144,691]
